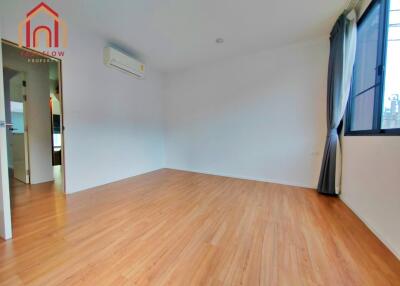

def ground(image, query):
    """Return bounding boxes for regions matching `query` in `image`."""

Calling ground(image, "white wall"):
[0,8,166,193]
[341,137,400,258]
[165,37,329,188]
[2,46,53,184]
[61,29,165,193]
[340,0,400,259]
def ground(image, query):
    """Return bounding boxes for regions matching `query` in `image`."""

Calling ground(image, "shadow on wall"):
[165,37,328,188]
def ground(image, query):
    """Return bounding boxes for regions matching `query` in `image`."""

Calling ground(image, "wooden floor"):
[0,169,399,286]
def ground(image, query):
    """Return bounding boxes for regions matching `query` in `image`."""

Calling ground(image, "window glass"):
[351,89,376,131]
[381,0,400,129]
[53,134,62,148]
[352,3,381,95]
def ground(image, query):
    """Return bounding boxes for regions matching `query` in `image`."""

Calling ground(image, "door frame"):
[0,39,67,239]
[0,37,12,240]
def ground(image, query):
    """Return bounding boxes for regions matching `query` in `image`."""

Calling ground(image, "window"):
[346,0,400,135]
[10,101,25,134]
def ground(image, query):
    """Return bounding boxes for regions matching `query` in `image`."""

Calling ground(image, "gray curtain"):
[318,11,357,195]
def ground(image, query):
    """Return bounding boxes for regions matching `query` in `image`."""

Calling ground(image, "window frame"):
[345,0,400,136]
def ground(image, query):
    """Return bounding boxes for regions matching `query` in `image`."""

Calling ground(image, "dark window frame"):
[345,0,400,136]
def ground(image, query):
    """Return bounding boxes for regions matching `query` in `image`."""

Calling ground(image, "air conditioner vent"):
[104,47,145,79]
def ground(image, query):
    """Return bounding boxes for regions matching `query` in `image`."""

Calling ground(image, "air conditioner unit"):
[104,47,145,79]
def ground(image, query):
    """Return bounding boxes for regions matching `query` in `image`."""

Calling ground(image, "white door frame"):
[0,36,13,240]
[0,38,66,240]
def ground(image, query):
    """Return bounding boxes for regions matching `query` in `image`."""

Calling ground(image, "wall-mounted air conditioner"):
[103,47,145,79]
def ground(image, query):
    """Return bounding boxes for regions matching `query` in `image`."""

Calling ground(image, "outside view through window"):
[382,0,400,129]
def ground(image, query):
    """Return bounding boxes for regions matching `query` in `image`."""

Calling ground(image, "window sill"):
[344,129,400,136]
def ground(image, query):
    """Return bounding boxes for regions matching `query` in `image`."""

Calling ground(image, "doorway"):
[0,40,65,239]
[4,69,30,184]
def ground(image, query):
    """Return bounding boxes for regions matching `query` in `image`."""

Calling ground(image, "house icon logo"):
[18,2,68,49]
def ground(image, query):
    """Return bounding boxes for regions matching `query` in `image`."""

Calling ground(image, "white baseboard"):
[166,167,317,189]
[341,196,400,260]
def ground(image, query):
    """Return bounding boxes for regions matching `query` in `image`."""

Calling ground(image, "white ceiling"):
[3,0,349,72]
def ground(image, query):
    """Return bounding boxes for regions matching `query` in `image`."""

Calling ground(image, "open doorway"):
[1,40,65,198]
[3,69,30,185]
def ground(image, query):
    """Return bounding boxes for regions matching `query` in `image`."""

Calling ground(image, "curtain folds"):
[318,11,357,195]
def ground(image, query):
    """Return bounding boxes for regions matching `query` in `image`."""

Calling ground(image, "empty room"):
[0,0,399,285]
